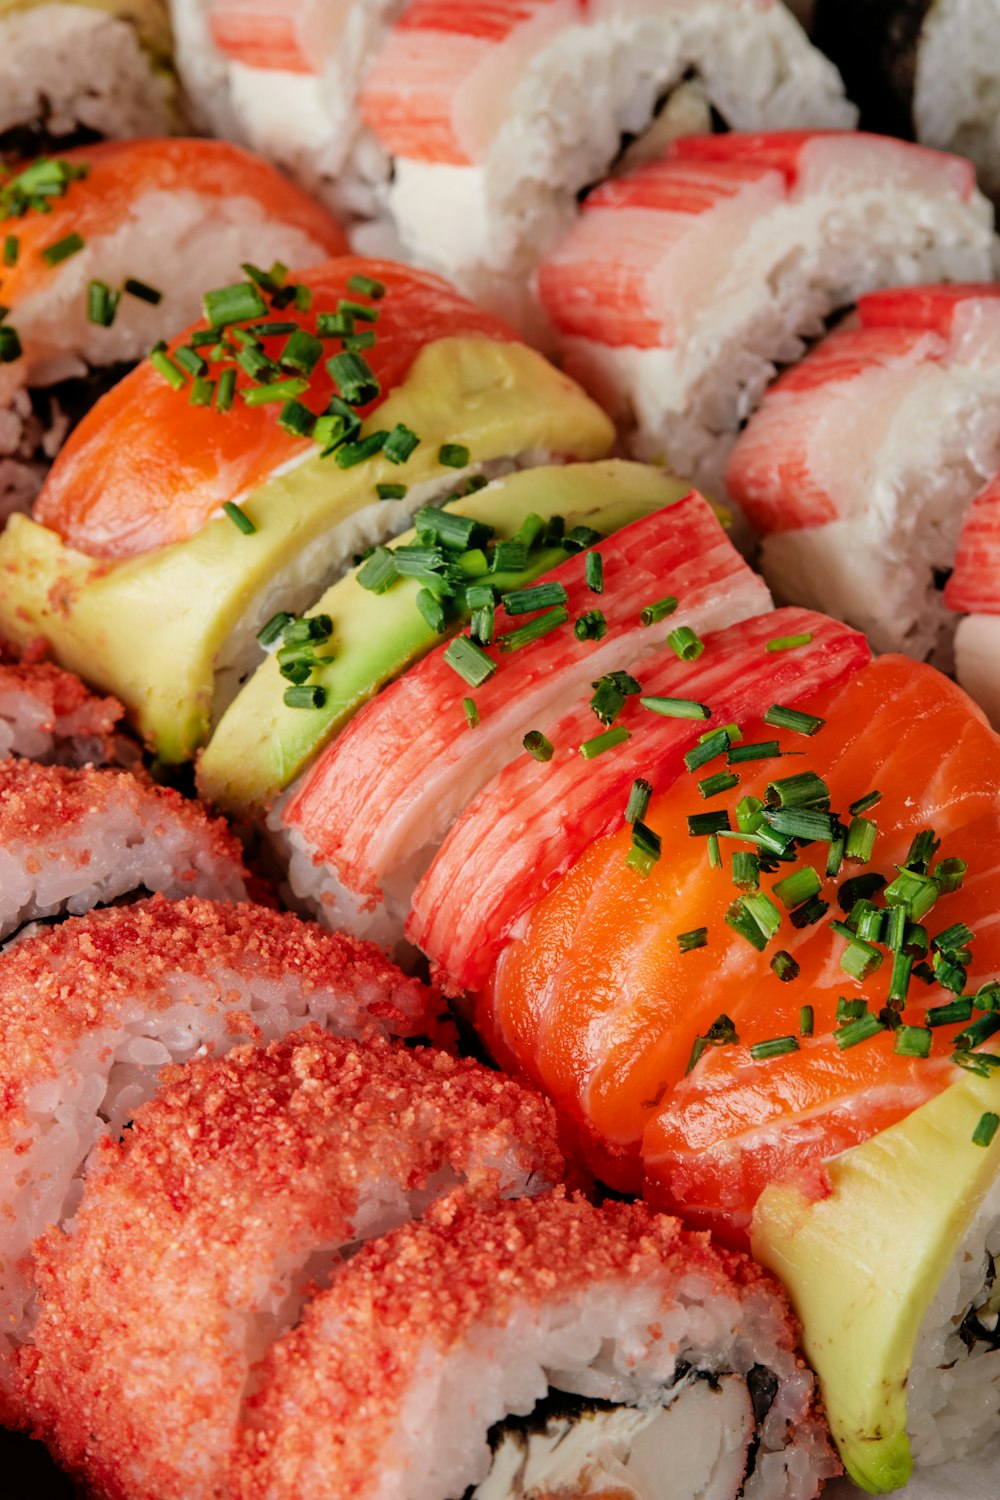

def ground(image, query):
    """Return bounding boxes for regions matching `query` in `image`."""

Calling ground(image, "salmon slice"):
[411,608,869,1002]
[32,258,516,558]
[282,491,771,908]
[480,655,999,1199]
[359,0,574,165]
[1,138,345,307]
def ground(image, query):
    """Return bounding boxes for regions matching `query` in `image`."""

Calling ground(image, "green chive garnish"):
[580,725,631,760]
[955,1014,1000,1052]
[772,866,821,910]
[699,770,740,799]
[377,483,407,500]
[894,1025,932,1059]
[727,740,782,764]
[443,635,496,688]
[203,281,268,327]
[626,778,653,825]
[678,928,709,953]
[732,851,759,891]
[825,831,845,878]
[835,1013,884,1050]
[334,431,389,468]
[216,367,236,413]
[640,696,710,720]
[765,808,839,842]
[563,525,604,554]
[763,705,825,736]
[439,443,470,469]
[904,829,940,873]
[770,951,800,984]
[927,998,973,1028]
[337,298,379,324]
[241,377,309,407]
[973,1112,1000,1148]
[844,816,877,864]
[501,581,568,616]
[523,730,554,763]
[640,595,679,626]
[327,351,380,406]
[626,820,661,877]
[766,770,830,810]
[40,230,84,266]
[585,551,603,594]
[800,1005,814,1037]
[463,697,479,729]
[87,279,119,327]
[490,540,528,573]
[148,342,186,390]
[346,273,385,299]
[789,895,830,929]
[849,791,882,817]
[707,833,722,869]
[590,671,642,727]
[278,327,323,375]
[751,1034,800,1060]
[3,235,18,266]
[684,729,731,772]
[883,867,939,922]
[415,589,446,633]
[257,611,294,648]
[766,632,814,653]
[383,423,420,465]
[736,795,765,834]
[343,330,375,352]
[123,277,161,304]
[222,501,255,534]
[688,811,731,837]
[416,506,492,552]
[667,625,704,661]
[934,857,967,893]
[497,606,568,653]
[575,610,607,641]
[190,376,215,407]
[725,897,771,952]
[175,344,208,378]
[283,684,327,709]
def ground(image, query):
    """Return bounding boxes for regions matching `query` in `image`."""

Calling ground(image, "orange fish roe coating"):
[21,1028,563,1500]
[0,643,124,760]
[234,1190,822,1500]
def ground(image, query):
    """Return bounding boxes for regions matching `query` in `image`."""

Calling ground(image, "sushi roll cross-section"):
[0,255,613,759]
[536,129,996,502]
[0,137,345,520]
[0,636,126,764]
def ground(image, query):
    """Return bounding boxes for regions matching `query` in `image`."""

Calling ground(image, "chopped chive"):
[751,1034,800,1060]
[87,279,119,327]
[443,635,496,688]
[765,770,830,810]
[383,423,420,465]
[772,866,821,910]
[955,1014,1000,1052]
[501,581,569,616]
[356,547,398,594]
[639,696,710,720]
[684,729,731,773]
[415,588,447,634]
[766,632,814,653]
[148,342,186,390]
[825,831,845,878]
[707,833,722,869]
[667,625,704,662]
[510,511,543,549]
[904,829,940,873]
[581,724,631,760]
[439,443,470,469]
[327,351,380,406]
[257,611,295,648]
[727,740,782,764]
[346,273,385,299]
[122,277,161,304]
[770,951,800,984]
[189,376,215,407]
[334,431,389,468]
[626,820,661,877]
[640,595,679,626]
[844,816,877,864]
[241,377,310,407]
[377,483,407,500]
[701,721,742,745]
[585,551,603,594]
[278,327,323,375]
[490,540,528,573]
[973,1112,1000,1148]
[281,615,332,646]
[678,927,709,954]
[283,684,327,709]
[800,1005,814,1037]
[832,928,884,982]
[856,905,884,944]
[933,921,976,954]
[837,997,869,1020]
[699,770,740,799]
[523,730,554,763]
[725,898,770,952]
[470,598,494,646]
[764,705,825,736]
[835,1013,884,1050]
[497,606,569,653]
[276,399,315,438]
[222,501,256,534]
[975,980,1000,1012]
[243,322,297,339]
[3,234,18,266]
[575,610,607,641]
[789,895,830,929]
[241,260,287,293]
[838,872,887,911]
[742,891,782,942]
[216,367,236,413]
[590,670,642,726]
[174,344,208,378]
[457,549,489,577]
[894,1025,932,1059]
[337,298,379,324]
[463,697,479,729]
[343,329,375,352]
[563,525,604,554]
[203,280,268,327]
[688,810,731,838]
[40,230,84,266]
[883,867,939,922]
[934,857,967,893]
[849,791,882,817]
[732,851,760,891]
[318,311,355,339]
[765,808,839,842]
[235,343,278,382]
[927,998,973,1028]
[954,1051,1000,1077]
[884,905,907,951]
[625,778,653,825]
[416,506,492,552]
[736,795,765,834]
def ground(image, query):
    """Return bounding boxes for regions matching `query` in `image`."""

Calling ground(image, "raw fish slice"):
[537,131,995,493]
[727,283,1000,660]
[17,1028,560,1499]
[410,608,869,999]
[0,902,442,1424]
[282,491,771,927]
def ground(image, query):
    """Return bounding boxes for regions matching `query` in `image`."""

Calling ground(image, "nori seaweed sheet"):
[812,0,934,138]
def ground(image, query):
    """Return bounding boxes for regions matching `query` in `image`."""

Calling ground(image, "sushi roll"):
[228,1190,839,1500]
[726,283,1000,662]
[17,1027,564,1496]
[945,475,1000,727]
[0,902,443,1423]
[0,758,250,936]
[0,256,613,761]
[536,130,996,499]
[0,138,345,520]
[0,637,127,764]
[169,0,404,223]
[358,0,855,332]
[275,487,773,949]
[813,0,1000,202]
[0,0,176,162]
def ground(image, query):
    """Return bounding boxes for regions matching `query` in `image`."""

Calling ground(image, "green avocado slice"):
[751,1067,1000,1494]
[197,461,691,814]
[0,337,613,762]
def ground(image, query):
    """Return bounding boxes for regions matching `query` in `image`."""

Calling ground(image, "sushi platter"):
[4,1,1000,1497]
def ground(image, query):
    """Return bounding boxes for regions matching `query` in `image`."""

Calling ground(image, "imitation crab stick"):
[411,608,869,1009]
[946,474,1000,727]
[536,131,994,494]
[279,490,772,947]
[727,283,1000,662]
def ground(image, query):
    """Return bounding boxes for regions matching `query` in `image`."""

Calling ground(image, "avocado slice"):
[197,461,690,814]
[0,338,613,762]
[751,1067,1000,1494]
